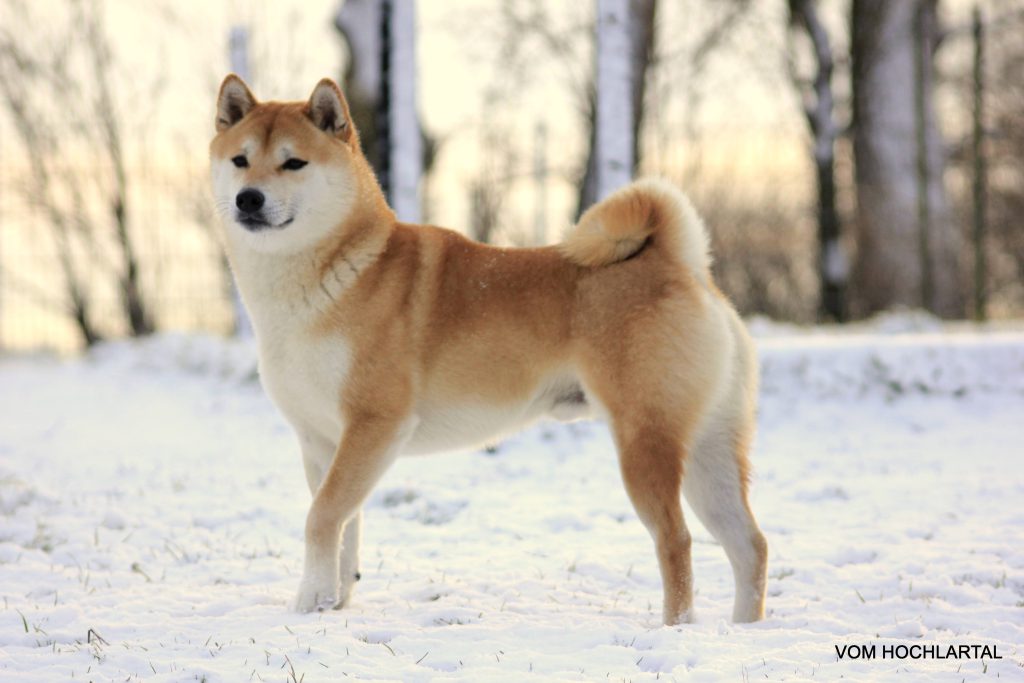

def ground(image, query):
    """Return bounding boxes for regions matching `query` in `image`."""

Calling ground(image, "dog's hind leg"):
[610,413,695,625]
[681,407,767,622]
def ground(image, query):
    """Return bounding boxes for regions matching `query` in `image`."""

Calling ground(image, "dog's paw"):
[292,581,339,613]
[664,607,696,626]
[332,572,360,610]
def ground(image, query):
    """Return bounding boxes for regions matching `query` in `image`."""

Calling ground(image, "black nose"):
[236,188,265,214]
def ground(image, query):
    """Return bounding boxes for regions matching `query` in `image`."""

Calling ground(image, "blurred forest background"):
[0,0,1022,351]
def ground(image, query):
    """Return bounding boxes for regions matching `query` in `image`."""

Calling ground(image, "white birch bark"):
[595,0,634,201]
[533,119,548,245]
[389,0,421,223]
[335,0,383,105]
[229,26,253,338]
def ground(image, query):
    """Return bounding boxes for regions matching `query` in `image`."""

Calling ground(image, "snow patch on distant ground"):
[1,321,1022,682]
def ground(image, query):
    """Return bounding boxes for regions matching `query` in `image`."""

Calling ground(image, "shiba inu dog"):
[209,74,767,625]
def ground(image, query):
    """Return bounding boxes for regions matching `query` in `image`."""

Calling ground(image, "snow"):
[1,321,1023,682]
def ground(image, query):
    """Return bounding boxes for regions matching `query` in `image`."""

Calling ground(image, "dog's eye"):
[232,155,248,168]
[282,158,308,171]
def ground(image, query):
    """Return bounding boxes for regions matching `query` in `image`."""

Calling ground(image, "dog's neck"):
[225,208,393,337]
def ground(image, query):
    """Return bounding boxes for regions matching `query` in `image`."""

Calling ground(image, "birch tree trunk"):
[970,6,987,322]
[788,0,846,321]
[579,0,654,214]
[595,0,635,201]
[337,0,422,222]
[228,26,253,338]
[850,0,963,317]
[388,0,422,223]
[335,0,385,174]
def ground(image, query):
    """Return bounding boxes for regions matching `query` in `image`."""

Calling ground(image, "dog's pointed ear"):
[306,78,354,143]
[216,74,257,132]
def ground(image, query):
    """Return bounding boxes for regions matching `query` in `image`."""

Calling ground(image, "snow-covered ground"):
[1,319,1022,682]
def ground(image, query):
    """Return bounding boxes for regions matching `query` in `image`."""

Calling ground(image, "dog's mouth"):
[237,214,295,231]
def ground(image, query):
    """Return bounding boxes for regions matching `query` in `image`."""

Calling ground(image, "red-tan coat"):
[210,75,767,625]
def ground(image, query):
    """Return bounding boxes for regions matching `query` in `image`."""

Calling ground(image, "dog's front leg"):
[293,414,416,613]
[296,429,361,608]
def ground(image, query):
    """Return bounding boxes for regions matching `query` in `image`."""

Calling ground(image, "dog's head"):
[209,75,367,254]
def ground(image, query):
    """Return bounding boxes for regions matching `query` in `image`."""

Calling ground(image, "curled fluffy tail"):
[560,178,711,279]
